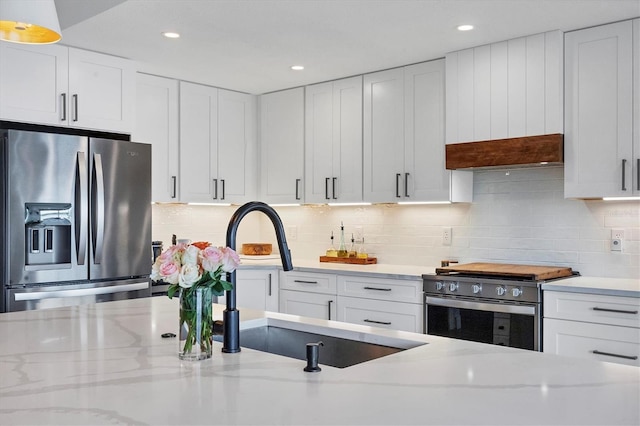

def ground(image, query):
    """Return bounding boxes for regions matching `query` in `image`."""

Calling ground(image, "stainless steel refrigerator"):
[0,129,152,312]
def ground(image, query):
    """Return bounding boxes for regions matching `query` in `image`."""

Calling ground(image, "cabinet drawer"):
[279,271,337,294]
[544,318,640,367]
[337,275,422,304]
[544,291,640,328]
[279,290,336,321]
[336,296,423,333]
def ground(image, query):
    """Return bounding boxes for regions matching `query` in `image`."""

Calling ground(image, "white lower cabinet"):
[543,291,640,366]
[235,269,279,312]
[336,296,422,333]
[279,270,423,332]
[280,290,336,321]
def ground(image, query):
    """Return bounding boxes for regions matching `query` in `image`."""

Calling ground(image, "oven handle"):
[425,296,537,316]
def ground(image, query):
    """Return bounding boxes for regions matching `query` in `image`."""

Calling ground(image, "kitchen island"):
[0,297,638,425]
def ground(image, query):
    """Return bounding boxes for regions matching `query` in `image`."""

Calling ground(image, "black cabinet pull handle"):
[593,307,638,315]
[221,179,225,200]
[171,176,177,198]
[294,280,318,284]
[268,274,272,296]
[405,172,410,197]
[328,300,333,320]
[295,178,301,200]
[592,350,638,361]
[212,179,218,199]
[364,319,391,325]
[60,93,67,121]
[395,173,401,198]
[363,286,392,292]
[325,177,330,200]
[622,159,627,191]
[332,177,337,199]
[72,94,78,121]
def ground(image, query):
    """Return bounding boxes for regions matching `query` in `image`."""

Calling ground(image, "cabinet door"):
[134,74,179,202]
[218,89,256,203]
[305,81,335,203]
[0,43,68,126]
[363,68,405,203]
[67,48,135,134]
[236,269,278,312]
[259,88,304,203]
[332,76,363,203]
[279,290,336,320]
[179,81,218,203]
[337,296,423,333]
[404,60,454,202]
[565,20,634,198]
[544,318,640,367]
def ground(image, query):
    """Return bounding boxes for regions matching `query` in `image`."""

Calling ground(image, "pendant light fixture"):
[0,0,62,44]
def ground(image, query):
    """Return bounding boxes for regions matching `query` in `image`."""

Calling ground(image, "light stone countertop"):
[1,297,638,425]
[239,257,640,296]
[541,276,640,298]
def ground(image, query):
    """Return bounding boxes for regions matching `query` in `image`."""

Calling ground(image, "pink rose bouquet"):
[151,241,240,299]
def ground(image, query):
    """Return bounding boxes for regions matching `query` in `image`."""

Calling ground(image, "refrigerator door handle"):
[76,152,88,265]
[13,281,150,301]
[92,153,105,264]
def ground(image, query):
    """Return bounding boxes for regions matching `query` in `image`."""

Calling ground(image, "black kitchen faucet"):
[222,201,294,353]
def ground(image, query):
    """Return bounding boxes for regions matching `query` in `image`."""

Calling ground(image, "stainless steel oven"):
[423,263,575,351]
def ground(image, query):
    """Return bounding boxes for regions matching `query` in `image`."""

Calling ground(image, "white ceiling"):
[54,0,639,94]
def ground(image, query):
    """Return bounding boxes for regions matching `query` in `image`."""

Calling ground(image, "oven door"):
[425,296,540,351]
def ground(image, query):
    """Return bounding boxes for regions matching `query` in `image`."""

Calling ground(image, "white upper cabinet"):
[364,60,472,203]
[305,76,363,203]
[259,88,305,204]
[446,30,563,144]
[134,73,179,202]
[179,82,256,204]
[0,43,135,134]
[564,19,639,198]
[218,88,257,203]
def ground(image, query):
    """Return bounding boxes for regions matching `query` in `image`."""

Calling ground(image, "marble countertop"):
[1,297,638,425]
[541,276,640,298]
[239,257,640,295]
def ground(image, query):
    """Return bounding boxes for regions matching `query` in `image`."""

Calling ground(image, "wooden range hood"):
[445,133,563,170]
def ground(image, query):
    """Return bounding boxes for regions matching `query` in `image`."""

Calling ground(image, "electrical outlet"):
[442,227,452,246]
[287,225,298,241]
[611,228,624,252]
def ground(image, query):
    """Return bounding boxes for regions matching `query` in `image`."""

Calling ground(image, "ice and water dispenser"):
[24,203,72,268]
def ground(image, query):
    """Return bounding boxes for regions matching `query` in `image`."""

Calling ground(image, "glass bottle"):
[337,222,348,258]
[326,231,338,257]
[356,237,368,259]
[348,233,357,258]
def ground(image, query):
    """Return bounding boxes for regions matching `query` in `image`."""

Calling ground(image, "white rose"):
[181,245,200,265]
[178,263,202,288]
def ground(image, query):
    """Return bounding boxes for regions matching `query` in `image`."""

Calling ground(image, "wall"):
[153,167,640,279]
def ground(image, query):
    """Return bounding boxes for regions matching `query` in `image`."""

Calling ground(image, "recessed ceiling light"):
[291,65,304,71]
[457,24,474,31]
[162,32,180,39]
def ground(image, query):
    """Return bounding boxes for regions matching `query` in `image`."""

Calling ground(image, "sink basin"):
[215,317,426,368]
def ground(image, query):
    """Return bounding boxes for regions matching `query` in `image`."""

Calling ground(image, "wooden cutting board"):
[434,262,573,281]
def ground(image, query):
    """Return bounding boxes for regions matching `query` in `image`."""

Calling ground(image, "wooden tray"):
[434,262,573,281]
[319,256,377,265]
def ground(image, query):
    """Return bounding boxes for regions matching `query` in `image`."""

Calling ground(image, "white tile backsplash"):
[153,167,640,279]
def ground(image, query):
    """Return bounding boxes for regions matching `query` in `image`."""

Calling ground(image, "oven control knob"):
[435,281,445,291]
[449,282,459,292]
[496,286,506,296]
[472,284,482,294]
[512,288,522,297]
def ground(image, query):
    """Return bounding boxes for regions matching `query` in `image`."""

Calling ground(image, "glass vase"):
[179,287,214,361]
